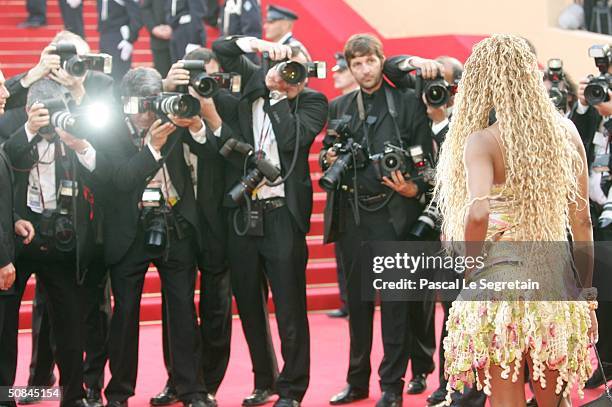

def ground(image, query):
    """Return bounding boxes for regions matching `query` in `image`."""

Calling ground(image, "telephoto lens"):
[158,93,201,117]
[424,81,450,107]
[277,61,307,84]
[50,110,77,133]
[319,153,353,191]
[63,56,87,77]
[191,73,219,97]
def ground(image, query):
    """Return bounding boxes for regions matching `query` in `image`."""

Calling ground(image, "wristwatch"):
[269,90,287,101]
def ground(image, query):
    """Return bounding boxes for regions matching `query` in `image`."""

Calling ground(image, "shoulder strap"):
[383,85,404,148]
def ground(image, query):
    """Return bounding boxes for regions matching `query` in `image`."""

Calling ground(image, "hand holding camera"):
[381,170,418,198]
[265,68,290,94]
[22,45,62,88]
[148,119,176,152]
[406,56,445,80]
[167,113,203,134]
[56,128,90,154]
[163,62,191,92]
[49,67,86,103]
[26,102,50,135]
[249,38,293,61]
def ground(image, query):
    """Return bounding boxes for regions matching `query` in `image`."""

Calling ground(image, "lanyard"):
[256,107,273,160]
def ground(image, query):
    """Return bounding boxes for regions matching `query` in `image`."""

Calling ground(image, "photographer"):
[149,49,231,407]
[2,78,98,407]
[95,67,217,407]
[0,68,37,407]
[321,35,438,407]
[543,58,577,116]
[571,45,612,389]
[211,35,328,407]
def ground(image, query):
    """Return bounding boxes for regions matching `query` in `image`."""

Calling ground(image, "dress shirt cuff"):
[76,141,96,172]
[189,120,207,144]
[576,101,589,115]
[24,124,37,143]
[431,118,449,135]
[147,142,163,160]
[235,37,257,53]
[270,96,287,105]
[212,126,222,138]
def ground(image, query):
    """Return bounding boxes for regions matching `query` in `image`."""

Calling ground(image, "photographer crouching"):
[571,44,612,390]
[211,35,328,406]
[321,35,440,407]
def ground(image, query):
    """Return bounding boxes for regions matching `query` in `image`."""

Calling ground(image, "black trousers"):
[26,277,56,387]
[336,206,436,394]
[334,244,348,311]
[105,226,205,403]
[152,46,172,78]
[11,254,86,406]
[26,0,46,23]
[0,293,20,407]
[99,31,132,90]
[58,0,84,38]
[161,219,232,394]
[228,205,310,401]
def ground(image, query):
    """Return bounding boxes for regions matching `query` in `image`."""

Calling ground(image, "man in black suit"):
[96,67,216,407]
[212,35,328,407]
[149,49,232,407]
[2,78,100,407]
[141,0,173,77]
[164,0,207,62]
[321,35,437,407]
[97,0,142,86]
[0,68,37,407]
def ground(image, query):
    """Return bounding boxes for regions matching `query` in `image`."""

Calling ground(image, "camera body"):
[177,60,242,97]
[139,187,171,250]
[39,180,78,252]
[545,58,568,112]
[52,42,112,77]
[415,69,459,108]
[123,92,200,119]
[275,60,327,84]
[319,116,368,191]
[585,44,612,106]
[220,138,282,204]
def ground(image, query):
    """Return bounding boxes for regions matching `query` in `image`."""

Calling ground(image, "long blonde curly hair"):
[434,34,583,242]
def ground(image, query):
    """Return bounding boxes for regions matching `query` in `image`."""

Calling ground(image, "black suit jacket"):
[0,147,17,269]
[94,124,203,265]
[3,127,95,265]
[322,82,433,243]
[570,103,603,168]
[141,0,171,50]
[212,36,328,234]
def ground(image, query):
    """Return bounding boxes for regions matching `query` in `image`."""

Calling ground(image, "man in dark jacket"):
[212,35,328,407]
[141,0,173,77]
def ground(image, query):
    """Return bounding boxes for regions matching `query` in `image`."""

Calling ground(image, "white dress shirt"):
[25,125,96,213]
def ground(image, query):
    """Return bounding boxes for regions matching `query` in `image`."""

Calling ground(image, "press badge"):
[27,183,43,213]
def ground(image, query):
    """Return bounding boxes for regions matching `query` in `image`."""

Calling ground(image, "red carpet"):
[14,310,604,407]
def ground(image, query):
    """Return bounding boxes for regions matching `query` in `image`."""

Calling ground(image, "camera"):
[545,58,568,112]
[408,145,435,185]
[275,60,327,84]
[140,187,171,250]
[319,116,368,191]
[585,44,612,106]
[410,200,441,239]
[39,180,78,252]
[38,97,112,138]
[123,92,201,119]
[415,69,459,108]
[52,42,112,77]
[370,143,409,181]
[220,138,282,204]
[38,97,70,136]
[177,60,241,97]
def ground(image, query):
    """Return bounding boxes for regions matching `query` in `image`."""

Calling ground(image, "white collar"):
[278,32,293,45]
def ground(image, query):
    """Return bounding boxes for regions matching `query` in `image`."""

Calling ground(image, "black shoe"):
[17,20,46,28]
[273,399,299,407]
[327,308,348,318]
[406,373,427,395]
[86,389,103,407]
[150,386,178,406]
[183,400,206,407]
[242,389,275,406]
[585,364,612,389]
[105,402,127,407]
[204,394,217,407]
[526,397,538,407]
[74,400,102,407]
[375,392,402,407]
[329,385,369,405]
[426,382,448,406]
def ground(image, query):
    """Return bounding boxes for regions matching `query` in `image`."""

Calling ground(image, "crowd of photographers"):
[0,3,611,407]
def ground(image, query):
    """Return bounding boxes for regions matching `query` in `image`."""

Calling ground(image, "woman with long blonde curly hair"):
[434,34,599,406]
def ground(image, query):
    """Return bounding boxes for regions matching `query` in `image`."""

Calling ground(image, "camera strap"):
[383,86,405,150]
